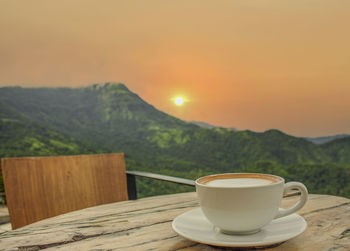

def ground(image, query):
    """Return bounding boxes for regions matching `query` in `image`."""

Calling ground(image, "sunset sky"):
[1,0,349,137]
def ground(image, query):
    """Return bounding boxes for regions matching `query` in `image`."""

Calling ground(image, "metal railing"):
[126,170,195,200]
[0,192,5,205]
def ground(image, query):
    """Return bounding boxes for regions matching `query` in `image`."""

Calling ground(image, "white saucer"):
[172,208,307,248]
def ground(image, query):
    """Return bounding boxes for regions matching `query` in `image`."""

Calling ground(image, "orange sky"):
[1,0,349,137]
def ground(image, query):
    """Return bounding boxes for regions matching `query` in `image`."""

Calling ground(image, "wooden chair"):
[1,153,129,229]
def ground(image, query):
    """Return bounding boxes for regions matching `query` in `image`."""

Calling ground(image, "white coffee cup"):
[195,173,308,235]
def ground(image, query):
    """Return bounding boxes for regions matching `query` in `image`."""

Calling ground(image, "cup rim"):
[195,173,284,189]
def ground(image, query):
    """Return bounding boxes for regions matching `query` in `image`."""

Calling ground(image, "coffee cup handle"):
[275,182,308,219]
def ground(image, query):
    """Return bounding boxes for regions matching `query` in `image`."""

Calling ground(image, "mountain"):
[0,84,329,168]
[0,98,101,157]
[0,83,349,198]
[305,134,350,145]
[0,84,196,151]
[0,118,98,158]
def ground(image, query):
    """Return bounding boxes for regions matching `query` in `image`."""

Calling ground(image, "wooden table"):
[0,193,349,251]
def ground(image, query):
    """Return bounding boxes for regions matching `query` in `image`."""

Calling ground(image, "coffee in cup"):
[195,173,308,235]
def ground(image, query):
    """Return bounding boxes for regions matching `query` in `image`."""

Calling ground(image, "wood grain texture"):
[1,153,128,230]
[0,193,349,250]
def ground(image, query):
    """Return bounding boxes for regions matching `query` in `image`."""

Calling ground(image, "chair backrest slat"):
[1,153,128,229]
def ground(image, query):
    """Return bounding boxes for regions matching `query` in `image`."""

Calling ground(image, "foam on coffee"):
[206,177,274,187]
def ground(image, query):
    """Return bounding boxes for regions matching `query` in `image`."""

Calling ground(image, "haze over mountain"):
[190,121,238,131]
[304,134,350,145]
[0,83,349,198]
[191,121,350,145]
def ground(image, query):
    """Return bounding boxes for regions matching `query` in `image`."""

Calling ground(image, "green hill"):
[0,83,349,198]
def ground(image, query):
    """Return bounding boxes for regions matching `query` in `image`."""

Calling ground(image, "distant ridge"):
[190,121,238,131]
[191,120,349,145]
[304,134,350,145]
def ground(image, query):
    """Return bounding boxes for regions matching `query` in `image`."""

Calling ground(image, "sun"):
[174,97,184,106]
